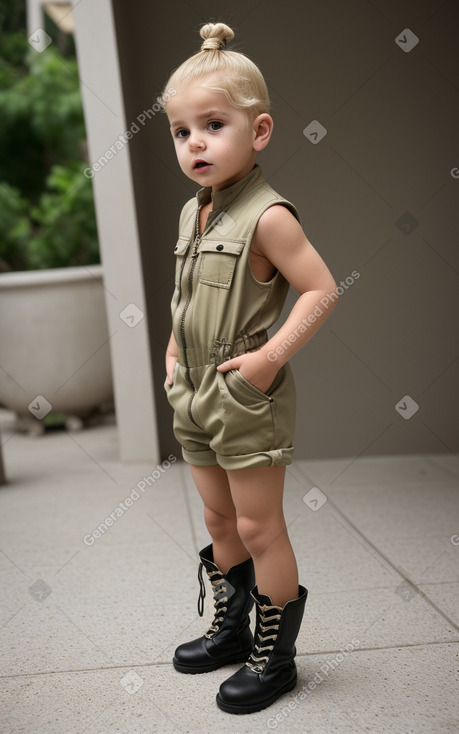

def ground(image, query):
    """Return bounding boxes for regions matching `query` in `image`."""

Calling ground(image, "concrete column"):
[71,0,159,462]
[26,0,43,37]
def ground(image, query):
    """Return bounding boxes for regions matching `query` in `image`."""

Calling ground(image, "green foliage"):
[0,45,86,196]
[0,181,31,270]
[0,15,100,271]
[0,163,99,271]
[0,32,28,76]
[0,0,29,82]
[29,163,99,270]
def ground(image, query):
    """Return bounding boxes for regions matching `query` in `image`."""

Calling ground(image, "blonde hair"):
[161,22,270,123]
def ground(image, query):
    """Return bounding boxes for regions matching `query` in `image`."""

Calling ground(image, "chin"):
[190,170,216,184]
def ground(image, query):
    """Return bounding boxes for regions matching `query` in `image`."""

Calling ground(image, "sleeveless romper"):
[164,163,301,470]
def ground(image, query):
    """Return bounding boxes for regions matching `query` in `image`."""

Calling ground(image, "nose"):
[188,129,206,152]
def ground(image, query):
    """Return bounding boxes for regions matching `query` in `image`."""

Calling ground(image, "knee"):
[204,506,237,540]
[236,516,284,557]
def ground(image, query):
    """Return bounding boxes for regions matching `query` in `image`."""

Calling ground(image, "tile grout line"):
[423,455,459,480]
[294,463,459,634]
[1,638,458,681]
[295,638,459,657]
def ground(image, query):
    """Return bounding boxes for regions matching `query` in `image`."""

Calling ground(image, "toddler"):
[161,21,338,714]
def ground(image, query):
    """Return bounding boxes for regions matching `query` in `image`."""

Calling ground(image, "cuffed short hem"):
[182,447,218,466]
[217,446,294,470]
[183,445,295,470]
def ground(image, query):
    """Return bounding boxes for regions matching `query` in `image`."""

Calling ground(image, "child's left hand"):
[216,351,278,394]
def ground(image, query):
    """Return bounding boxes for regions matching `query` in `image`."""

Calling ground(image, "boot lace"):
[245,603,282,673]
[197,561,230,639]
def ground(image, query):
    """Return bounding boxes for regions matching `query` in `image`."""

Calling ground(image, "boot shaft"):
[197,545,255,642]
[247,585,308,682]
[173,544,255,674]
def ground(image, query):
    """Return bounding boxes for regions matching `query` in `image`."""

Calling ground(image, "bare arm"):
[217,205,339,391]
[254,204,339,366]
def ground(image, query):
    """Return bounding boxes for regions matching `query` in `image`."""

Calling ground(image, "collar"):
[195,164,264,212]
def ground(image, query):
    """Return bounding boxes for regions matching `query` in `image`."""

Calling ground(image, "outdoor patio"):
[1,408,458,733]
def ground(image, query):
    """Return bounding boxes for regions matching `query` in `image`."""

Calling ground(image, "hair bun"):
[200,22,235,51]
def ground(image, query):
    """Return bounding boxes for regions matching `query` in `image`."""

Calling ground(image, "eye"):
[174,129,188,138]
[209,121,223,131]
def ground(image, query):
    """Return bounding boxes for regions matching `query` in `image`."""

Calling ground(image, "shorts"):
[163,359,296,470]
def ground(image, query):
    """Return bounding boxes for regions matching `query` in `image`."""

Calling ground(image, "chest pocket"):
[198,240,245,289]
[173,237,190,287]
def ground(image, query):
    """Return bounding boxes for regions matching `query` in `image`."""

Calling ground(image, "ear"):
[251,114,274,152]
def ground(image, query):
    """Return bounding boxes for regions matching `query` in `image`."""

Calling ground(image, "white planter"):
[0,265,113,429]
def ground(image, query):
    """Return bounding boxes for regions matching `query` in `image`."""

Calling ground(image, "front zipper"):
[178,204,203,428]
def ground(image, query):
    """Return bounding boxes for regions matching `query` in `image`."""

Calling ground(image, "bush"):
[0,45,86,198]
[0,181,31,271]
[0,25,100,271]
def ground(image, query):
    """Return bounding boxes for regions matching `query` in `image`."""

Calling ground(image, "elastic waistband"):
[177,330,268,368]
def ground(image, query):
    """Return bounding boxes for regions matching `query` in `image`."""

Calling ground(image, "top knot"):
[200,22,235,52]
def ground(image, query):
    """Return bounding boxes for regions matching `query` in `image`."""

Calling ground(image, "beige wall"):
[112,0,459,459]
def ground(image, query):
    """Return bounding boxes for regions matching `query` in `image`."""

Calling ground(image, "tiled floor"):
[1,410,458,733]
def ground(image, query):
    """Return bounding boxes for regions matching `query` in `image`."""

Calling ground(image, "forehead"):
[167,80,233,125]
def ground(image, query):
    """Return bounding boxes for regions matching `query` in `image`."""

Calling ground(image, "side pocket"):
[224,368,274,407]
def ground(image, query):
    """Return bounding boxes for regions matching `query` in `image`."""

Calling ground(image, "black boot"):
[173,544,255,674]
[216,584,308,713]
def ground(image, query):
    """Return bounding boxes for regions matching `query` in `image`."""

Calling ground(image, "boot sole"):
[215,675,297,714]
[172,650,253,675]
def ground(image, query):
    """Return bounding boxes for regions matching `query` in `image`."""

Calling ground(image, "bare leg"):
[189,464,250,574]
[226,465,298,607]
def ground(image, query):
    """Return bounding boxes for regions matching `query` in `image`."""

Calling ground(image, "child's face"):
[166,76,259,192]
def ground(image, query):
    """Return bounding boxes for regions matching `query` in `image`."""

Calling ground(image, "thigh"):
[226,465,286,522]
[189,464,237,519]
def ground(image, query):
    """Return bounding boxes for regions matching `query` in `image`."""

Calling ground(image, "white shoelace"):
[245,603,282,673]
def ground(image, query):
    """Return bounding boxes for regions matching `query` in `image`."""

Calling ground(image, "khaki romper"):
[164,163,301,470]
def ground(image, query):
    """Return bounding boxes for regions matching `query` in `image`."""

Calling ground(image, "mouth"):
[193,159,212,170]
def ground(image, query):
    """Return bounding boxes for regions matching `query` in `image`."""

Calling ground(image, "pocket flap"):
[174,237,190,256]
[198,240,245,256]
